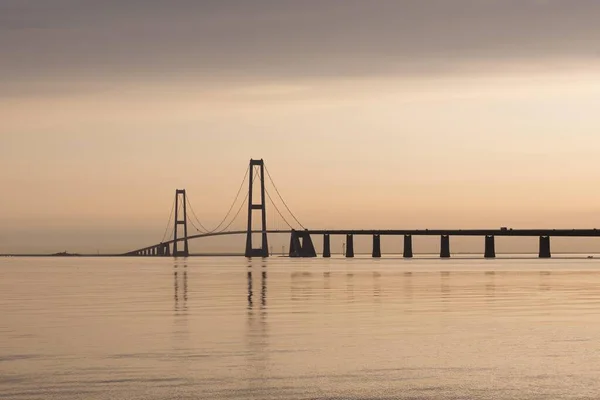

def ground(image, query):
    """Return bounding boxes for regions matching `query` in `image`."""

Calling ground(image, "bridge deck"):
[126,228,600,255]
[306,229,600,237]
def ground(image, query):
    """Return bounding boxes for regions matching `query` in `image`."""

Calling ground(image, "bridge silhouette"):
[125,159,600,259]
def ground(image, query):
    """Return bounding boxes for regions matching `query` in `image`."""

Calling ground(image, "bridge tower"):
[173,189,189,257]
[245,159,269,257]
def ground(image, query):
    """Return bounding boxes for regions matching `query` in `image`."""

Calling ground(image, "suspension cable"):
[206,165,250,233]
[267,187,283,231]
[265,187,293,229]
[185,194,210,233]
[160,196,176,243]
[182,165,251,234]
[166,223,175,242]
[187,212,208,233]
[216,192,249,233]
[264,164,305,229]
[216,166,259,233]
[166,200,183,241]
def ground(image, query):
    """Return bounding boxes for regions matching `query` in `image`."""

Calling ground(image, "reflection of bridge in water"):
[126,159,600,259]
[246,269,571,305]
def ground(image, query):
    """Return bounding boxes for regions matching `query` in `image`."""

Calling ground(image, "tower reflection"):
[245,268,269,382]
[261,271,267,309]
[247,270,253,310]
[174,263,188,313]
[172,263,189,356]
[247,269,268,311]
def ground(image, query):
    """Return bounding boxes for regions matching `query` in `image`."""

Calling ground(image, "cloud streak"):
[1,0,600,83]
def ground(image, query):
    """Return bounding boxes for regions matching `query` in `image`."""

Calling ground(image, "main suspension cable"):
[187,213,208,233]
[185,195,210,233]
[216,167,259,233]
[265,187,293,229]
[216,192,249,233]
[161,196,176,243]
[264,164,305,229]
[207,165,250,233]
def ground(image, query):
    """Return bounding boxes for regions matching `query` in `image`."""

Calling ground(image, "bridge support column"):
[173,189,189,257]
[289,230,317,257]
[323,234,331,258]
[440,235,450,258]
[403,235,413,258]
[300,231,317,257]
[372,234,381,258]
[484,235,496,258]
[289,230,302,257]
[164,243,171,257]
[346,234,354,258]
[539,236,551,258]
[245,159,269,258]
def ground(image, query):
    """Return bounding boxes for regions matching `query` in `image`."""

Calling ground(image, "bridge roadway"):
[305,229,600,237]
[127,228,600,257]
[158,228,600,247]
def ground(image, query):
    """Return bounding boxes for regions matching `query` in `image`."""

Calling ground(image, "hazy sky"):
[2,0,600,253]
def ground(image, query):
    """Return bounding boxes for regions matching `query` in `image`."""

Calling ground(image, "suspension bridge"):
[124,159,600,259]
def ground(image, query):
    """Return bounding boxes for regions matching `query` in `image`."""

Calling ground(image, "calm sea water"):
[2,256,600,399]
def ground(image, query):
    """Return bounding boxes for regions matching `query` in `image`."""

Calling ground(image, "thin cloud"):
[1,0,599,82]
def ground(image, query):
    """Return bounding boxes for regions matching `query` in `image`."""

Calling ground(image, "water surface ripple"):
[2,256,600,399]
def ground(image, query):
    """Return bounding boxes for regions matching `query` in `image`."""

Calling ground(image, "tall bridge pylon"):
[173,189,189,257]
[245,159,269,257]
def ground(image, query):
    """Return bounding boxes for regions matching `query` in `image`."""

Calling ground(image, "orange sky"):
[2,1,600,253]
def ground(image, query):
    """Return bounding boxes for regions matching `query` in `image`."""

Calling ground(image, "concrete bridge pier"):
[403,235,413,258]
[157,243,170,257]
[346,234,354,258]
[539,236,551,258]
[289,230,317,257]
[484,235,496,258]
[372,234,381,258]
[289,230,302,257]
[323,234,331,258]
[440,235,451,258]
[174,248,189,257]
[300,231,317,257]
